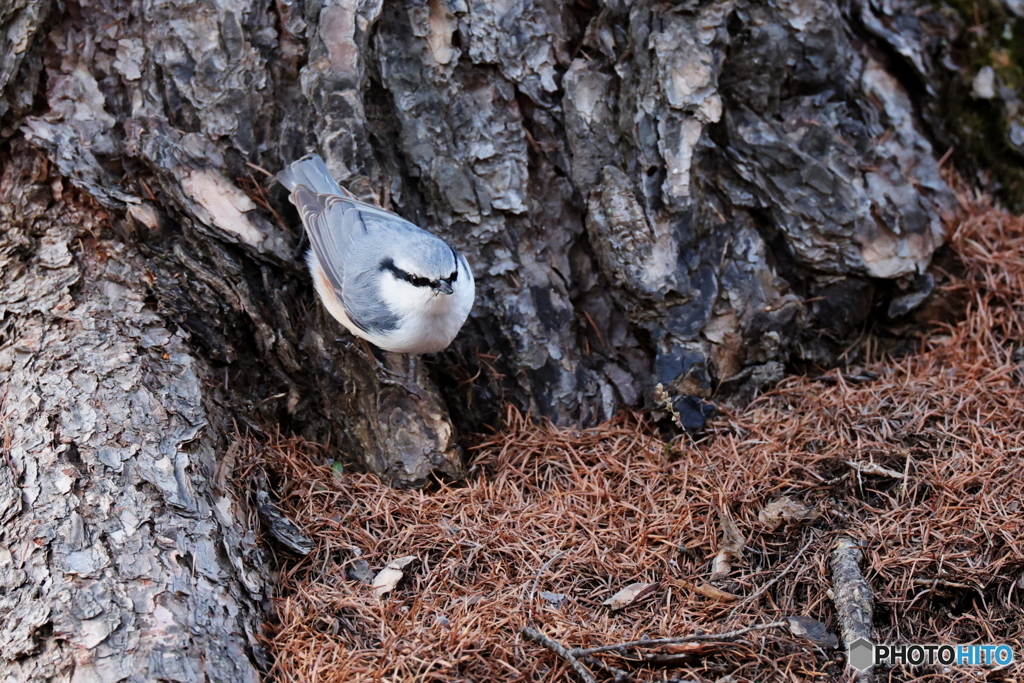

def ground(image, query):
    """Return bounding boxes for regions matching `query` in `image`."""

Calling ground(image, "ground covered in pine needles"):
[242,197,1024,682]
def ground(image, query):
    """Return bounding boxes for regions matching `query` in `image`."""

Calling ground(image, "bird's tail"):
[277,154,344,195]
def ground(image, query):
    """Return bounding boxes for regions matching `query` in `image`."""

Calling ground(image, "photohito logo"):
[848,638,1015,671]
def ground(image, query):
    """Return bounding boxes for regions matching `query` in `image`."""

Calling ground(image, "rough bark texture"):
[0,0,1012,678]
[831,536,877,682]
[0,0,972,469]
[0,147,267,681]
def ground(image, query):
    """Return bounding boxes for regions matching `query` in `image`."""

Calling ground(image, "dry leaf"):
[539,591,567,608]
[786,616,839,648]
[348,558,372,583]
[711,513,745,579]
[758,496,819,530]
[371,555,417,598]
[602,581,660,611]
[692,583,739,602]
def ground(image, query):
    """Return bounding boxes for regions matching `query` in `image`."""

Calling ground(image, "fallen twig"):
[568,621,787,657]
[844,460,906,479]
[831,537,876,683]
[911,577,975,590]
[521,627,597,683]
[522,621,787,682]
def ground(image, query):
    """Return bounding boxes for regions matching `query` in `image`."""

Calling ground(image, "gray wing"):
[292,186,405,334]
[292,186,353,294]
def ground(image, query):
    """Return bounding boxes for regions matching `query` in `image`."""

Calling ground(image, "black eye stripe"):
[379,248,460,289]
[379,257,441,289]
[377,249,460,288]
[448,246,459,284]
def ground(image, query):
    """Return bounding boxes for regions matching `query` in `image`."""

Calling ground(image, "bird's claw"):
[343,338,425,398]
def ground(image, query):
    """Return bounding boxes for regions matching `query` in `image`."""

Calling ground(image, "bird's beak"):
[434,281,454,295]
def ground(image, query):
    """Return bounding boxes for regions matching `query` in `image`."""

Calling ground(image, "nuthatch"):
[279,154,474,354]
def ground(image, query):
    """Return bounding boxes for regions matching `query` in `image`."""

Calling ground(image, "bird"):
[278,154,474,354]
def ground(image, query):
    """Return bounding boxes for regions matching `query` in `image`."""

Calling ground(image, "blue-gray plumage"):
[278,154,475,354]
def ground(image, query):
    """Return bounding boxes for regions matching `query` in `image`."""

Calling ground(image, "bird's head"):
[379,238,461,297]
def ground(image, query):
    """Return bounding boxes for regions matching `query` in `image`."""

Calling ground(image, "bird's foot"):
[346,338,425,398]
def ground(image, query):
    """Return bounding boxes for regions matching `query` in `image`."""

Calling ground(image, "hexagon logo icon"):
[848,638,875,671]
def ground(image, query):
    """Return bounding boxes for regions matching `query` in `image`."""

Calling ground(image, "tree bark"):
[0,146,267,681]
[0,0,1011,679]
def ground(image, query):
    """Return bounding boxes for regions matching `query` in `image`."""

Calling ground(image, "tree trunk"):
[0,146,268,680]
[0,0,1014,679]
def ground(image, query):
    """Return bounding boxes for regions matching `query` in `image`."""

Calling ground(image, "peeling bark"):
[0,0,53,135]
[0,0,1002,676]
[0,147,266,681]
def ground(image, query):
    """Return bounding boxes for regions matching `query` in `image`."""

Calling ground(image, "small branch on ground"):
[521,628,598,683]
[522,621,787,682]
[831,537,876,683]
[568,621,787,657]
[844,460,906,479]
[911,577,975,590]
